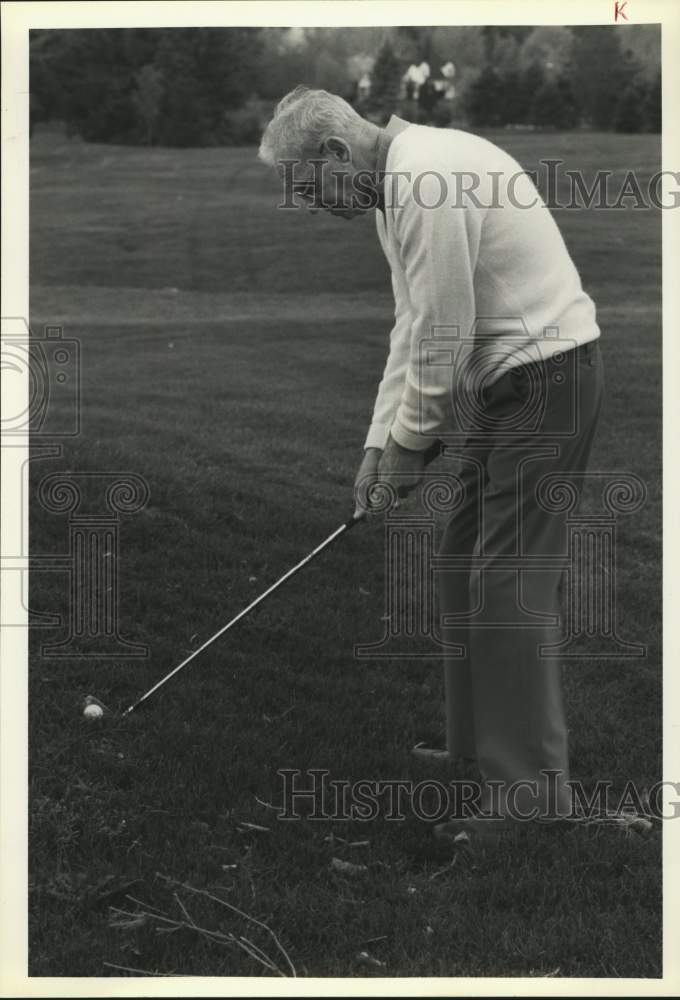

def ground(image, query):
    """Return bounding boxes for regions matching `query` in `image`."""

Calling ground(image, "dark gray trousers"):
[438,340,604,816]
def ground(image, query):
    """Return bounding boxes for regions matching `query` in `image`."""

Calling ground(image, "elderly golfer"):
[258,87,604,833]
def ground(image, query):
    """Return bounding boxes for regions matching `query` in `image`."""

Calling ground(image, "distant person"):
[257,87,604,840]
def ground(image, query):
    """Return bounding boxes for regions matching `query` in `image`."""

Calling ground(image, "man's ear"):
[322,136,351,164]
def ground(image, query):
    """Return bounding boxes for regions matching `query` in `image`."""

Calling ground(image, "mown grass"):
[28,129,661,978]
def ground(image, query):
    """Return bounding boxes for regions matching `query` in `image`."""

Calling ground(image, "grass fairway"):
[28,129,661,978]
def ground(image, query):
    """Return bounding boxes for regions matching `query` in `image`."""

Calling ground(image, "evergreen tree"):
[193,28,262,124]
[569,27,630,129]
[531,78,578,129]
[29,30,63,134]
[28,27,262,146]
[555,73,579,128]
[131,64,164,145]
[368,40,401,120]
[614,80,649,133]
[154,29,262,145]
[393,26,433,65]
[646,69,661,131]
[313,49,350,93]
[465,65,506,127]
[154,31,210,146]
[518,26,574,76]
[520,59,547,122]
[501,68,527,125]
[32,29,147,142]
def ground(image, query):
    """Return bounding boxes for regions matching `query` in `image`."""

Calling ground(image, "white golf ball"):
[83,703,104,720]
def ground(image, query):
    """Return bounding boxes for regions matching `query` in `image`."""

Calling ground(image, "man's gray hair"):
[258,86,367,166]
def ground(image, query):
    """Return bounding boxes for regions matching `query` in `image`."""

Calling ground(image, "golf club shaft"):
[123,442,443,715]
[122,513,363,715]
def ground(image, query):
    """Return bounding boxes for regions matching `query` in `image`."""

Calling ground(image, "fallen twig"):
[103,961,173,976]
[173,892,197,928]
[238,934,280,974]
[254,796,280,811]
[124,893,166,914]
[330,857,368,876]
[429,857,459,879]
[155,873,296,977]
[111,891,291,977]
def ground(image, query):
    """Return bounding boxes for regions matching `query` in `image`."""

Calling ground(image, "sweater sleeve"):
[388,173,482,451]
[363,267,413,450]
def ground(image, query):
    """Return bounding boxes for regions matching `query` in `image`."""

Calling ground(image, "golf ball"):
[83,703,104,720]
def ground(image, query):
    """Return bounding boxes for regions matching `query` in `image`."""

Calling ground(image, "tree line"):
[461,26,660,132]
[29,25,661,145]
[30,28,264,145]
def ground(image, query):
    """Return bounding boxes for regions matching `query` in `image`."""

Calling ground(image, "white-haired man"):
[258,87,604,835]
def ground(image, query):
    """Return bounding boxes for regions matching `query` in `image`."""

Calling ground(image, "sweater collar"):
[376,115,410,213]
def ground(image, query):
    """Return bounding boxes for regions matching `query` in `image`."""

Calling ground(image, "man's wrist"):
[387,432,420,454]
[389,422,434,452]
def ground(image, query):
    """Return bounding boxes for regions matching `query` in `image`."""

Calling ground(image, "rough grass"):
[28,130,661,978]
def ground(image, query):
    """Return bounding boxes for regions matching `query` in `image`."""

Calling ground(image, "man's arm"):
[388,173,483,451]
[363,270,413,451]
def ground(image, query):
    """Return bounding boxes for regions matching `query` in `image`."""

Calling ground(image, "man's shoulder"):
[388,123,522,173]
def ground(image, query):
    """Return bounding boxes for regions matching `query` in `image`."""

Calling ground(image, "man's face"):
[291,136,373,219]
[294,163,358,219]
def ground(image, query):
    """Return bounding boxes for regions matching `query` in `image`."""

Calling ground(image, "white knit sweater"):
[365,121,601,452]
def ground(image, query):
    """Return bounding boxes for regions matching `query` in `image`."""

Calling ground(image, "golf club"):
[122,440,443,716]
[122,511,363,715]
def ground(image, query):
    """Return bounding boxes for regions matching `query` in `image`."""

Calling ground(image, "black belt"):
[545,340,599,365]
[506,340,599,382]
